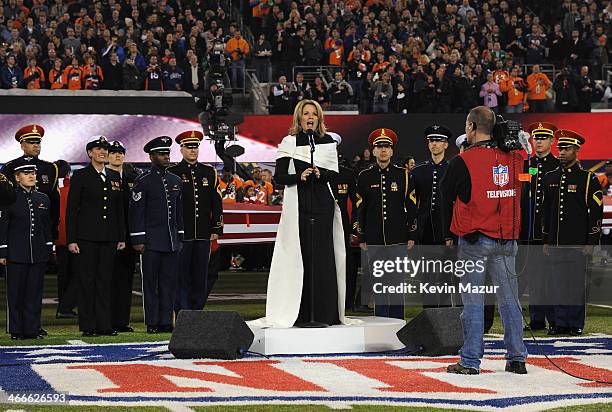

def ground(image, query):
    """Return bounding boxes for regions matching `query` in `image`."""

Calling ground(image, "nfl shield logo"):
[492,164,509,187]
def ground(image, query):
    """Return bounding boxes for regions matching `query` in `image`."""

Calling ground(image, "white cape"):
[250,135,360,328]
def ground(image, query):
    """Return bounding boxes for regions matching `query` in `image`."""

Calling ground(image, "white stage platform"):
[247,316,406,355]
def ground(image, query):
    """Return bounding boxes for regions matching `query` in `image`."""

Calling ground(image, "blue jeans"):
[505,104,523,113]
[457,235,527,370]
[230,59,245,89]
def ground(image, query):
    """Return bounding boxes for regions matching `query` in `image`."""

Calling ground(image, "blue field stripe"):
[63,392,612,408]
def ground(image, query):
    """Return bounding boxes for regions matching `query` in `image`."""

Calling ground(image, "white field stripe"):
[223,224,279,234]
[587,303,612,309]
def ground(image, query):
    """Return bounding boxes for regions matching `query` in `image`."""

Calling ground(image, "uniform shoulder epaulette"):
[358,165,375,176]
[134,169,152,182]
[411,161,427,170]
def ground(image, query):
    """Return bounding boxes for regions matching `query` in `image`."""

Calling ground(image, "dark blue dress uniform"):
[129,136,184,332]
[168,130,223,314]
[1,125,60,239]
[66,136,125,336]
[542,130,604,335]
[520,122,560,331]
[108,141,141,331]
[0,159,52,339]
[355,128,417,319]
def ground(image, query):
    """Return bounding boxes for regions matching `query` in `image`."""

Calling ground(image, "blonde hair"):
[288,99,327,137]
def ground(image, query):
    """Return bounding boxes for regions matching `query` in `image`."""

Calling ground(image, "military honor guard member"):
[168,130,223,313]
[0,172,15,205]
[1,125,60,239]
[520,122,560,332]
[0,158,53,339]
[107,141,141,332]
[411,124,454,308]
[66,136,126,337]
[129,136,184,333]
[355,128,417,319]
[542,129,603,336]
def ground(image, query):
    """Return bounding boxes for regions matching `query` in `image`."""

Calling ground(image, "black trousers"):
[6,262,46,336]
[525,245,555,327]
[550,248,586,329]
[111,247,136,328]
[56,245,79,314]
[344,244,359,310]
[77,240,116,332]
[175,240,211,314]
[206,247,224,300]
[141,249,179,327]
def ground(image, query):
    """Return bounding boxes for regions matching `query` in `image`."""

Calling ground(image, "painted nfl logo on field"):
[492,164,509,187]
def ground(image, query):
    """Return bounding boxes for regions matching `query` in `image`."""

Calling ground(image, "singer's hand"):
[313,167,321,178]
[301,168,314,181]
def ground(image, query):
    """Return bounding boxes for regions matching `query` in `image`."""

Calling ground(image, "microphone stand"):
[297,131,328,328]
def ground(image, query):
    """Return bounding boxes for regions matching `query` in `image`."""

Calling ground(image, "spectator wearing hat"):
[542,130,604,336]
[520,122,560,333]
[355,128,417,319]
[129,136,184,334]
[107,141,141,332]
[168,130,223,313]
[66,136,125,337]
[0,158,52,340]
[1,125,60,244]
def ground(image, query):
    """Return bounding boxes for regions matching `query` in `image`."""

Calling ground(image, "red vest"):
[451,146,522,240]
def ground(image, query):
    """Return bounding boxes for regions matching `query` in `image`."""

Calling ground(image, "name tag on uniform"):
[111,181,121,191]
[38,203,47,210]
[41,174,49,184]
[370,184,379,188]
[568,184,577,193]
[202,177,209,186]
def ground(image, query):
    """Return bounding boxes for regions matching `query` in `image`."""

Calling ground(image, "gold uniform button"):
[104,196,107,200]
[103,216,107,219]
[104,187,108,191]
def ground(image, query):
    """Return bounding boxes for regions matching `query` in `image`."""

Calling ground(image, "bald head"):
[467,106,496,135]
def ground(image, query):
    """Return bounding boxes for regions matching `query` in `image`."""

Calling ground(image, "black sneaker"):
[38,328,48,336]
[82,330,97,337]
[447,363,479,375]
[56,311,78,319]
[97,330,118,336]
[570,328,583,336]
[505,361,528,374]
[547,326,570,336]
[114,326,134,333]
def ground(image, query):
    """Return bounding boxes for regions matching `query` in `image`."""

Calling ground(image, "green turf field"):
[0,269,611,346]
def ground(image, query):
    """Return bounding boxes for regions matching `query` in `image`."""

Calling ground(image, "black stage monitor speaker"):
[396,307,463,356]
[169,310,254,360]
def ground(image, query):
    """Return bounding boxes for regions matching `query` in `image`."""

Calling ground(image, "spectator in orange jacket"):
[526,64,551,112]
[82,54,104,90]
[48,59,65,89]
[500,66,528,113]
[62,56,84,90]
[225,27,250,89]
[23,58,45,89]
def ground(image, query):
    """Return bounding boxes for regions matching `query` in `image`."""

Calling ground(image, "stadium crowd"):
[0,0,610,113]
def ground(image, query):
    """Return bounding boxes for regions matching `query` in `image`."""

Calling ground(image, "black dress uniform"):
[355,128,417,319]
[0,173,16,206]
[332,161,360,310]
[542,130,604,335]
[520,122,560,331]
[0,158,52,339]
[109,142,141,332]
[1,125,60,239]
[66,136,125,336]
[129,136,184,333]
[412,124,454,308]
[168,130,223,313]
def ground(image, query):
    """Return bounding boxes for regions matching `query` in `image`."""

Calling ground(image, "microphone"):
[518,130,533,156]
[307,128,315,153]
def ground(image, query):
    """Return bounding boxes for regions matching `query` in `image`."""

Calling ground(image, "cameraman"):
[441,106,527,375]
[225,28,249,90]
